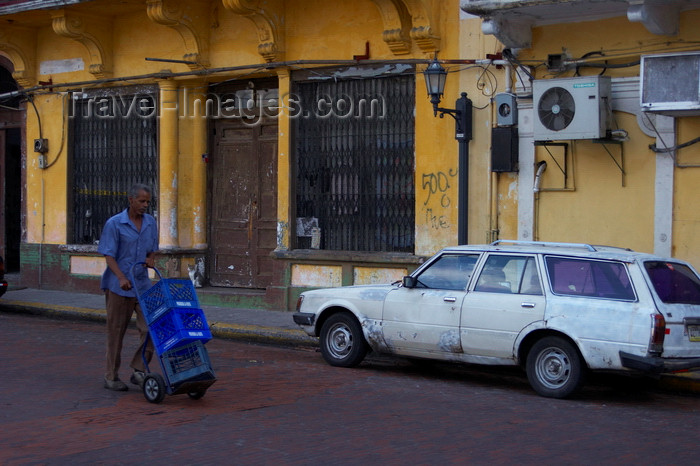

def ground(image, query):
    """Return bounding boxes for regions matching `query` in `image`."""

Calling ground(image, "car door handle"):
[521,302,536,308]
[444,297,457,303]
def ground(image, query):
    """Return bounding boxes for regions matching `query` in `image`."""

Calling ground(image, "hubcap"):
[535,347,571,389]
[327,323,353,359]
[144,378,159,399]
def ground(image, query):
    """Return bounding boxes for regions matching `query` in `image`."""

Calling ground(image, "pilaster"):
[159,80,180,249]
[186,81,208,249]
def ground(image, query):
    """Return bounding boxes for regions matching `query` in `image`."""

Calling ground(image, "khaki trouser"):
[104,290,153,381]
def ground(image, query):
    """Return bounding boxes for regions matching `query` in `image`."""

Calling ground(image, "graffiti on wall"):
[421,168,457,230]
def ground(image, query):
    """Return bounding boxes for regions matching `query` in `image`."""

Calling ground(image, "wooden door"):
[0,130,5,262]
[209,119,278,288]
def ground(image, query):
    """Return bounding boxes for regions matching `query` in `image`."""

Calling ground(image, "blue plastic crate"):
[149,307,212,354]
[161,340,215,386]
[139,278,200,324]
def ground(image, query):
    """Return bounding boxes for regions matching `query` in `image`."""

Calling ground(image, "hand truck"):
[131,262,216,403]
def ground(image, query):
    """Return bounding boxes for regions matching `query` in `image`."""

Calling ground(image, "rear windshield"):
[545,256,635,301]
[644,261,700,304]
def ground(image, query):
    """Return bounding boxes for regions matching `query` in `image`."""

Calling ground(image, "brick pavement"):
[3,312,700,464]
[1,285,700,396]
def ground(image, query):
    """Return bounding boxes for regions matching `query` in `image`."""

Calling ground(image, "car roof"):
[438,240,679,263]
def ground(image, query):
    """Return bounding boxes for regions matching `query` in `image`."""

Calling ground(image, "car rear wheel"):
[319,312,368,367]
[526,336,585,399]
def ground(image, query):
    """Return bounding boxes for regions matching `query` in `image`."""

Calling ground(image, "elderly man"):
[98,183,159,391]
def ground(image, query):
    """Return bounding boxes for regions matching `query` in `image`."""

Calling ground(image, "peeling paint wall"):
[353,267,407,285]
[69,255,105,276]
[291,264,342,287]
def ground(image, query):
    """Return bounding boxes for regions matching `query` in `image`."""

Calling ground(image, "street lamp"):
[423,57,473,244]
[424,58,447,113]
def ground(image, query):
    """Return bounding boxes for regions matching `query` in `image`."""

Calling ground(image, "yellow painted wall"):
[415,9,504,256]
[673,114,700,265]
[7,0,475,283]
[25,93,68,244]
[291,264,342,287]
[70,255,105,276]
[503,10,700,266]
[354,266,407,285]
[22,0,700,269]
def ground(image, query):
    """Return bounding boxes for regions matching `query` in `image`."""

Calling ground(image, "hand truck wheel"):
[143,373,167,404]
[187,390,206,400]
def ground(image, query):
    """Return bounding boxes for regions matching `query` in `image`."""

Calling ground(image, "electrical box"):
[34,138,48,153]
[641,52,700,116]
[495,93,517,126]
[491,126,518,172]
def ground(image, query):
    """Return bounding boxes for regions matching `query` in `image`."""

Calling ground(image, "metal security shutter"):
[70,87,158,244]
[294,73,415,252]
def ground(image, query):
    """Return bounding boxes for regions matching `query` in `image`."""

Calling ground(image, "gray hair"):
[128,183,152,199]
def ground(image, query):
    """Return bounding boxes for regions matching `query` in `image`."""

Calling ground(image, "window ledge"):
[59,245,207,255]
[272,248,427,265]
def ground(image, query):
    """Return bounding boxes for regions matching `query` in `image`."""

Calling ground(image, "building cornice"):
[461,0,700,49]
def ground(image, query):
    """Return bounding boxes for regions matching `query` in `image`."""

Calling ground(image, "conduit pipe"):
[0,58,482,100]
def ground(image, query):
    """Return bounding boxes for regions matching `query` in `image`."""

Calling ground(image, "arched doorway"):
[0,56,24,272]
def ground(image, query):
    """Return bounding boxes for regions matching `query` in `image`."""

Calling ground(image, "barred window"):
[69,86,158,244]
[294,73,415,252]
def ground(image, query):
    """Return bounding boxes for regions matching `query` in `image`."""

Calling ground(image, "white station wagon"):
[293,240,700,398]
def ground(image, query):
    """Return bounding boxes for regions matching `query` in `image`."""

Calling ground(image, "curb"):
[0,300,108,323]
[0,300,318,348]
[2,299,698,394]
[209,322,317,347]
[655,372,700,395]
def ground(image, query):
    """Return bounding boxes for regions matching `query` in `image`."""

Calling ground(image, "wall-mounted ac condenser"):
[641,52,700,116]
[533,76,612,141]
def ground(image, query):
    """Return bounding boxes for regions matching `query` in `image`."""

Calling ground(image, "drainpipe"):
[533,160,547,193]
[533,161,547,241]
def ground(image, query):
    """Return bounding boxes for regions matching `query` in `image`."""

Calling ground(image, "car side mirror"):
[402,276,417,288]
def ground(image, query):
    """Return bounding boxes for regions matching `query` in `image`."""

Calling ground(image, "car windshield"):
[644,261,700,304]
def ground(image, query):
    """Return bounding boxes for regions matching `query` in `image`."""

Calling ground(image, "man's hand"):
[145,255,156,268]
[119,276,132,291]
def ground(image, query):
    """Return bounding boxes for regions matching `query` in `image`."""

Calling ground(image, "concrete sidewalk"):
[0,286,317,347]
[2,285,700,396]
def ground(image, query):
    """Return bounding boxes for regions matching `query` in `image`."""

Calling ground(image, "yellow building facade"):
[462,0,700,268]
[4,0,697,311]
[0,0,503,309]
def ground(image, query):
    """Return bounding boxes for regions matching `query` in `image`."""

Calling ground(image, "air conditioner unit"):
[533,76,612,141]
[640,52,700,116]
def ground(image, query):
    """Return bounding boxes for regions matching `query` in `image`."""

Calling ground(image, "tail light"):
[295,295,304,311]
[650,313,666,354]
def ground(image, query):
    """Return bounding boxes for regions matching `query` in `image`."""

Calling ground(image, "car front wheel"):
[319,312,368,368]
[526,336,585,399]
